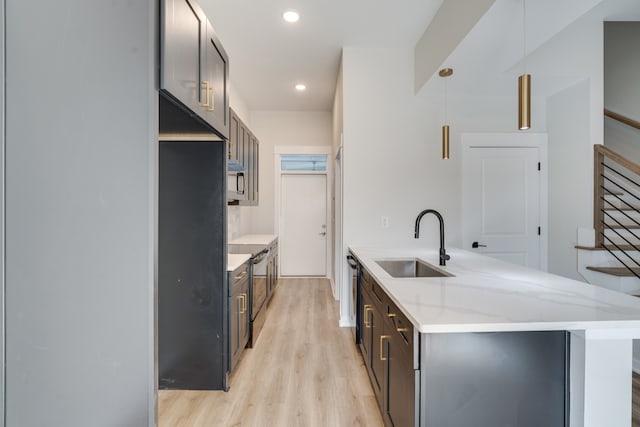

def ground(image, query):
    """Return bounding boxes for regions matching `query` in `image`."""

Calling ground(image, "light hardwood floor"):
[158,278,384,427]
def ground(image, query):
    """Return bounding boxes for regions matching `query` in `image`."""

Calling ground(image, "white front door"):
[462,146,541,268]
[280,174,327,276]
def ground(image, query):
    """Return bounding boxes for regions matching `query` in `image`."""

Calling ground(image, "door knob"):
[319,232,327,236]
[472,241,487,248]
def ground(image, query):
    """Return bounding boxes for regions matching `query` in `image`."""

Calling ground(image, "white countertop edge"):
[349,246,640,335]
[227,253,252,272]
[418,321,640,336]
[229,234,278,246]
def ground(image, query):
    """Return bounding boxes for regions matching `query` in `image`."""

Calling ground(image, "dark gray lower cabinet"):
[385,306,415,427]
[359,268,415,427]
[158,141,228,390]
[229,261,250,372]
[356,265,569,427]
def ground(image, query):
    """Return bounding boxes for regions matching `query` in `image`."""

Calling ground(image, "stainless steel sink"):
[376,259,453,278]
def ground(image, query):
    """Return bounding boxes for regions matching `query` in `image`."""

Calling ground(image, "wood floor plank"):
[159,278,384,427]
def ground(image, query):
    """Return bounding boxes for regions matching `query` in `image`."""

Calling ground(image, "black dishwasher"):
[346,254,360,344]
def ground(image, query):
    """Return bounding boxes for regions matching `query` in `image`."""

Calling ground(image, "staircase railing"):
[594,143,640,279]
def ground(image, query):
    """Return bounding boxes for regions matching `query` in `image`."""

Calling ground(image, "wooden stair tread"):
[575,245,639,251]
[604,189,625,196]
[586,266,640,277]
[604,224,640,229]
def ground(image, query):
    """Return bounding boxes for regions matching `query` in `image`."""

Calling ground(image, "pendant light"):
[439,68,453,159]
[518,0,530,130]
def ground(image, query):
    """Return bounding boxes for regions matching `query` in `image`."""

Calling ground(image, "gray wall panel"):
[5,1,156,426]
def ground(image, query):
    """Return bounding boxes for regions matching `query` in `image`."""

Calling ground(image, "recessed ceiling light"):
[295,84,306,91]
[283,10,299,23]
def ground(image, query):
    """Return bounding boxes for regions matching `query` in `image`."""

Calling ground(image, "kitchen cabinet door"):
[203,20,229,139]
[230,292,240,368]
[229,262,250,373]
[360,286,373,371]
[386,318,414,427]
[160,0,205,116]
[239,279,250,356]
[160,0,229,139]
[370,299,385,410]
[229,110,240,162]
[253,138,258,204]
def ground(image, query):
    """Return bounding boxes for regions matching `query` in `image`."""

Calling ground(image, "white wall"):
[604,22,640,162]
[248,111,333,235]
[534,12,604,280]
[604,22,640,120]
[5,1,156,425]
[547,80,593,280]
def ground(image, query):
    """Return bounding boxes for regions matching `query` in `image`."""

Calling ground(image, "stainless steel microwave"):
[227,160,246,203]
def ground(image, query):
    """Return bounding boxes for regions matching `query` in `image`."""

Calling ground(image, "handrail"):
[604,109,640,131]
[593,144,640,279]
[595,144,640,176]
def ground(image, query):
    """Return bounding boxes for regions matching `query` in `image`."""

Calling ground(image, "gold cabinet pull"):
[208,87,215,111]
[396,327,409,332]
[201,81,210,106]
[234,271,247,280]
[363,305,372,328]
[239,293,247,314]
[380,335,390,361]
[387,313,396,319]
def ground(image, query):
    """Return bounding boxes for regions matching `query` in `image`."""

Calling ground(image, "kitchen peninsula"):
[349,246,640,427]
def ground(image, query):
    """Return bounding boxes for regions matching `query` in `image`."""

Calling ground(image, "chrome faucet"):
[414,209,450,266]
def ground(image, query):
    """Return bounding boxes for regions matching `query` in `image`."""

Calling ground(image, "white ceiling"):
[202,0,640,113]
[202,0,443,112]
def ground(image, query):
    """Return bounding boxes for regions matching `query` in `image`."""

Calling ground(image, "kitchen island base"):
[420,331,568,427]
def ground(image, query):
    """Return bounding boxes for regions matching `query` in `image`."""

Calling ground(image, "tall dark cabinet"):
[158,142,228,390]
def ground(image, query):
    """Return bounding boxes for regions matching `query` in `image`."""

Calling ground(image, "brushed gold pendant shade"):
[518,0,531,130]
[518,73,531,130]
[442,125,450,159]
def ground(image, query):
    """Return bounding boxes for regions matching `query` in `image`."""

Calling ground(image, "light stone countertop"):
[229,234,278,246]
[349,246,640,334]
[227,253,251,272]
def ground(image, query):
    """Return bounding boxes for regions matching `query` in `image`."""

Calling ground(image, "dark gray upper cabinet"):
[229,108,260,206]
[161,0,229,139]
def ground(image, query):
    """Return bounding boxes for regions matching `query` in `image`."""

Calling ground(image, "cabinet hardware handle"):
[364,305,372,327]
[235,271,248,280]
[387,313,396,318]
[208,87,215,111]
[201,81,210,107]
[396,327,409,332]
[380,335,390,361]
[239,293,247,313]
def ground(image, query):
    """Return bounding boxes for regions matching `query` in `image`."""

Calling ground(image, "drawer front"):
[387,299,413,351]
[229,261,250,293]
[370,279,387,312]
[361,268,373,293]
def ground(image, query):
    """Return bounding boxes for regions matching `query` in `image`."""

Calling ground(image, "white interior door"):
[462,146,540,268]
[280,174,327,276]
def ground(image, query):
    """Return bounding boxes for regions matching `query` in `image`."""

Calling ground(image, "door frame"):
[461,133,549,271]
[274,146,333,278]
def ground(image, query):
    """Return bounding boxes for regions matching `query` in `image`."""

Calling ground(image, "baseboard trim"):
[339,316,354,328]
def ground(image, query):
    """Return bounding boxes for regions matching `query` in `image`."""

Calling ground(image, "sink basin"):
[376,258,453,278]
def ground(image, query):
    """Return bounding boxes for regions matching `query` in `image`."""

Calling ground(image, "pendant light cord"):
[522,0,527,73]
[444,77,448,125]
